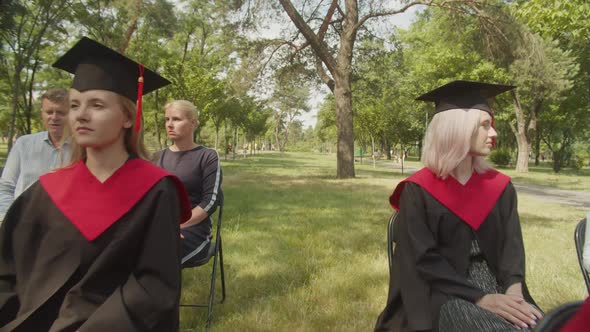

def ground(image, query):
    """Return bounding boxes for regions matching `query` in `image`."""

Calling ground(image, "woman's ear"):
[123,118,133,129]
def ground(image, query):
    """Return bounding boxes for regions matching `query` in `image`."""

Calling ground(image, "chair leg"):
[205,244,219,328]
[219,238,226,303]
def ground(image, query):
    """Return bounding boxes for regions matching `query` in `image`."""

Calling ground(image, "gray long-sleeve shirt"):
[0,131,71,220]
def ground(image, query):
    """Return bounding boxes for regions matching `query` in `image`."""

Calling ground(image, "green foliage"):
[569,155,586,172]
[512,0,590,46]
[489,148,512,167]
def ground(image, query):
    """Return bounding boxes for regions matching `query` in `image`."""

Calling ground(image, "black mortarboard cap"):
[416,80,515,115]
[52,37,170,132]
[52,37,170,101]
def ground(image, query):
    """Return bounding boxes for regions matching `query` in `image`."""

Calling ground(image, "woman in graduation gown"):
[0,37,191,331]
[374,81,543,332]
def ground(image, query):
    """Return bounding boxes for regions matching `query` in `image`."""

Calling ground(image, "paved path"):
[512,183,590,210]
[371,160,590,210]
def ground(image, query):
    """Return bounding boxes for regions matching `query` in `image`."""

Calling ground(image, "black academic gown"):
[374,181,536,332]
[0,177,184,331]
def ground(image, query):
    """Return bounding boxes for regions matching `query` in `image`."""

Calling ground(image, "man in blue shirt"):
[0,88,72,220]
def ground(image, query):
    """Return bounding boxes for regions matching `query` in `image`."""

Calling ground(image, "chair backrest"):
[574,218,590,294]
[213,194,224,247]
[387,212,398,273]
[533,301,583,332]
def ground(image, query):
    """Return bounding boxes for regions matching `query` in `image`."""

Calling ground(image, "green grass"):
[180,152,588,331]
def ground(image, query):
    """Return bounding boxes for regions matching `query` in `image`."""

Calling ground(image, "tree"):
[269,66,310,152]
[508,32,579,172]
[249,0,493,178]
[0,0,74,150]
[512,0,590,168]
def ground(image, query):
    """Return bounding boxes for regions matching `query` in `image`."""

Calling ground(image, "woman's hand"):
[476,294,543,329]
[505,283,524,298]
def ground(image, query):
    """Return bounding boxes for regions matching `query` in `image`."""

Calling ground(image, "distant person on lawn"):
[0,88,71,221]
[153,100,223,267]
[375,80,542,332]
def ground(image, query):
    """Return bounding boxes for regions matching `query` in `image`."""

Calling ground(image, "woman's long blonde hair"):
[68,94,148,165]
[421,108,492,178]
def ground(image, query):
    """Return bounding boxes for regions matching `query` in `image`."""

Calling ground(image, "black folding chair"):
[574,218,590,295]
[533,301,583,332]
[387,212,398,273]
[180,198,226,328]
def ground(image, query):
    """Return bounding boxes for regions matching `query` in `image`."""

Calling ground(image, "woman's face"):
[69,89,132,149]
[470,110,496,157]
[165,107,195,141]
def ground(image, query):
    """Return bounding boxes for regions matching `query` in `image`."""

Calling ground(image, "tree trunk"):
[214,124,219,150]
[279,0,356,178]
[371,134,376,168]
[119,0,142,54]
[333,71,355,178]
[274,125,280,152]
[552,150,562,173]
[534,129,540,166]
[511,91,529,172]
[154,90,162,149]
[384,135,391,160]
[8,68,21,151]
[25,58,39,134]
[400,144,405,175]
[224,121,228,160]
[233,126,237,160]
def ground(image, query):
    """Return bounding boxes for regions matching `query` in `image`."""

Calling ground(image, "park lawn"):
[180,152,588,331]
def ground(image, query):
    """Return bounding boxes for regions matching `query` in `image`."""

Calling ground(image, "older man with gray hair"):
[0,88,72,220]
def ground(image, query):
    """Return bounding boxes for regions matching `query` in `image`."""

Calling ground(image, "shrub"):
[489,148,511,167]
[569,155,586,171]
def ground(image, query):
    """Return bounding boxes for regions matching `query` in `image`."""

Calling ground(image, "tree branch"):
[278,0,337,75]
[315,56,334,92]
[318,0,338,42]
[356,0,432,32]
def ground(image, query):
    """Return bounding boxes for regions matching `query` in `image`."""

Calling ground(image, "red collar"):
[560,297,590,332]
[40,159,191,241]
[390,168,510,230]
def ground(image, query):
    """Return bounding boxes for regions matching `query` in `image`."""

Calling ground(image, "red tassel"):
[135,64,145,133]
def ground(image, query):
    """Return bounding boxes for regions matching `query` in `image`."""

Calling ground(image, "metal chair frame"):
[574,218,590,295]
[180,200,226,328]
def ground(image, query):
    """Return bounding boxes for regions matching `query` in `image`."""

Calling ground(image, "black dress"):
[0,160,188,331]
[375,181,537,332]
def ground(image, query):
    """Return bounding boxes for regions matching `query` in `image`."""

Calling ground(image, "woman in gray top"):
[154,100,223,267]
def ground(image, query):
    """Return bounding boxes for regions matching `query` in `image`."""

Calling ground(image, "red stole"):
[40,159,191,241]
[389,167,510,230]
[560,297,590,332]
